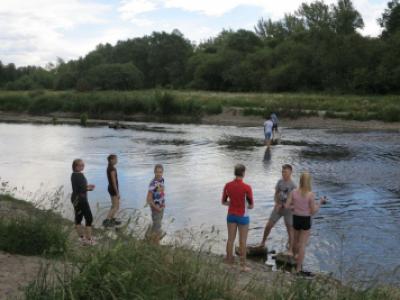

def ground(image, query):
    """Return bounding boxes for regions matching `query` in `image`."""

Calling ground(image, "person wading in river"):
[146,164,166,244]
[103,154,121,228]
[285,172,326,273]
[271,113,279,139]
[259,164,296,255]
[264,116,274,149]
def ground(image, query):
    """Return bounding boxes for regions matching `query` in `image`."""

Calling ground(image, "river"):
[0,122,399,286]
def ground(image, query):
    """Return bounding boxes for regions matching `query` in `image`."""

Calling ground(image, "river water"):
[0,122,399,286]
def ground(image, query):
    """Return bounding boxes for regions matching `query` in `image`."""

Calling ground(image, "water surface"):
[0,122,399,286]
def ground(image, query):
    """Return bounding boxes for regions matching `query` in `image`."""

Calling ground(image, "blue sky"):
[0,0,389,66]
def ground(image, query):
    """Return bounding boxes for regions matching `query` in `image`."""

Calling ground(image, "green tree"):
[83,63,144,90]
[332,0,364,34]
[379,0,400,37]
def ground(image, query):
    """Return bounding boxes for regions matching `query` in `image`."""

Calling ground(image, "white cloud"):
[118,0,158,21]
[0,0,387,66]
[0,0,110,66]
[117,0,384,35]
[354,0,386,36]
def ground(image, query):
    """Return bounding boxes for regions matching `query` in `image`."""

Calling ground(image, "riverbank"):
[1,109,400,131]
[0,90,400,126]
[1,194,400,299]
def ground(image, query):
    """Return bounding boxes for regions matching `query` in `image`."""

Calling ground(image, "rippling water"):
[0,122,399,285]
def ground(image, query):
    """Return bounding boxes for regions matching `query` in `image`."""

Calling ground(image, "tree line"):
[1,0,400,94]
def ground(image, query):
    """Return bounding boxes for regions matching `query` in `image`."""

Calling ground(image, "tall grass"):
[24,237,400,300]
[0,90,399,122]
[0,195,69,256]
[0,194,398,300]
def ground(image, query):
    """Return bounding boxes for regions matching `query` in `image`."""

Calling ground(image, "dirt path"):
[0,252,44,299]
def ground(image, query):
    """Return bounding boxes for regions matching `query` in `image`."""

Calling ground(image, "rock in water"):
[235,244,268,258]
[273,252,296,268]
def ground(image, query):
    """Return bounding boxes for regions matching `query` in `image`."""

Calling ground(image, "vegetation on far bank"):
[1,0,400,95]
[0,89,399,122]
[1,194,400,299]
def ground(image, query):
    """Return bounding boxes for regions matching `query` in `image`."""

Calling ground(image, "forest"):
[1,0,400,94]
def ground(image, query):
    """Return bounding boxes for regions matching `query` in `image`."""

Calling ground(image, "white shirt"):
[264,120,273,134]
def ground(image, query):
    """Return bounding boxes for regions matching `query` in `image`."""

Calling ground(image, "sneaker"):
[111,218,122,226]
[78,236,85,243]
[102,219,113,227]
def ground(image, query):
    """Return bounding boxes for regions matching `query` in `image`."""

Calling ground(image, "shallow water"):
[0,122,399,285]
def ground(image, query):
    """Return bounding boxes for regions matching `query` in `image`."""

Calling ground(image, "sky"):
[0,0,389,67]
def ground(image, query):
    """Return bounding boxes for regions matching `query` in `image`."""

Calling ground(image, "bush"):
[80,113,88,126]
[0,213,68,256]
[28,95,63,114]
[0,94,31,112]
[204,102,223,115]
[379,105,400,122]
[155,91,178,115]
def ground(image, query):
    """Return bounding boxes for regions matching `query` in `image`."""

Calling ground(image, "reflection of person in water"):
[263,147,271,162]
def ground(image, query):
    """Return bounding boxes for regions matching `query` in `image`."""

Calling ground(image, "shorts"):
[227,214,250,225]
[293,215,311,231]
[269,207,293,226]
[108,185,118,197]
[264,132,272,140]
[150,208,164,234]
[273,123,278,131]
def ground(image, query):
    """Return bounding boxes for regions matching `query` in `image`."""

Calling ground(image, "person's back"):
[222,164,254,272]
[271,113,278,125]
[224,179,253,217]
[291,189,314,216]
[264,119,273,134]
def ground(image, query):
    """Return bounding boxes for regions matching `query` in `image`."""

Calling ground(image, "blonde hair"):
[299,172,312,195]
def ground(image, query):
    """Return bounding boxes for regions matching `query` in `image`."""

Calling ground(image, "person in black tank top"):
[103,154,121,227]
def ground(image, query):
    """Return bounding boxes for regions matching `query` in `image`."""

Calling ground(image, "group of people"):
[69,115,324,274]
[70,156,165,245]
[222,163,326,273]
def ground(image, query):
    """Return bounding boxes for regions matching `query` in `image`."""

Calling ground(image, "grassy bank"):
[0,90,399,122]
[1,194,400,299]
[0,194,69,256]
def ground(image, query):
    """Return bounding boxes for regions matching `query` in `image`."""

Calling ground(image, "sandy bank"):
[0,110,399,130]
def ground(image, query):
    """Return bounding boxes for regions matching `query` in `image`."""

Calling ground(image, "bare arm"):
[246,186,254,209]
[221,185,230,206]
[274,190,281,208]
[309,193,323,215]
[284,191,293,209]
[111,170,119,196]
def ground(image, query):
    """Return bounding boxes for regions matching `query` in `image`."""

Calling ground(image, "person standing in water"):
[222,164,254,272]
[146,164,166,244]
[264,116,274,149]
[259,164,296,255]
[103,154,121,227]
[285,172,326,273]
[271,113,279,138]
[71,159,96,245]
